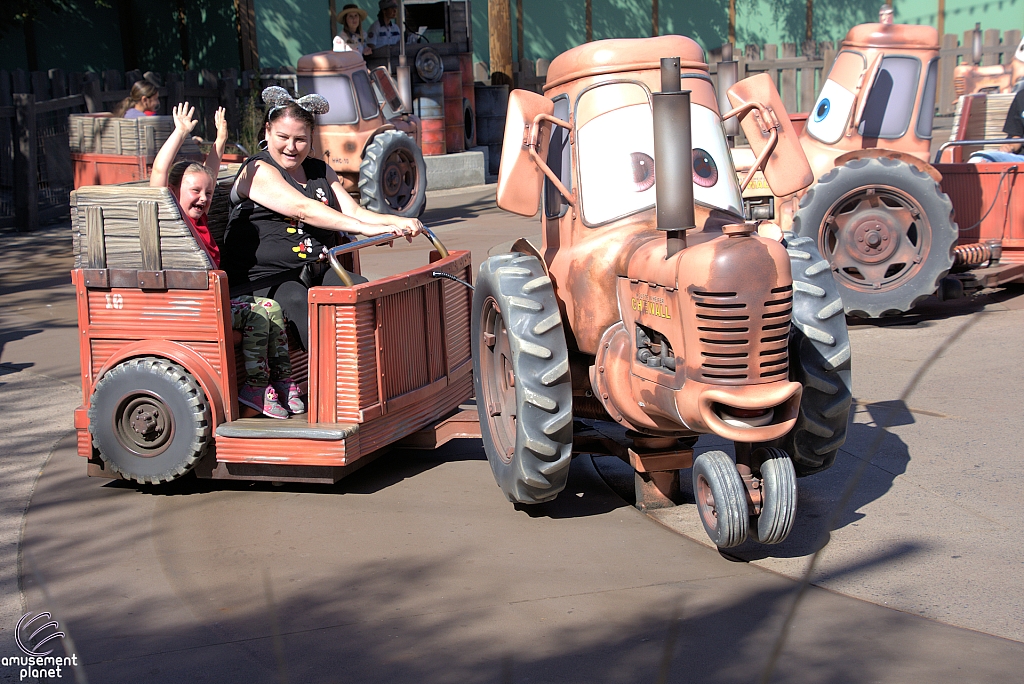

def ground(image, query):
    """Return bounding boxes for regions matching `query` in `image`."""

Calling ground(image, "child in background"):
[117,80,160,118]
[150,102,304,419]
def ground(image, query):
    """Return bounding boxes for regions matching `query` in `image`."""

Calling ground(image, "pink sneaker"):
[272,379,306,414]
[238,383,289,420]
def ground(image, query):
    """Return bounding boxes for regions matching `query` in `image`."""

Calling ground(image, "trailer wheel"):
[472,254,573,504]
[358,130,427,218]
[751,447,797,544]
[774,234,853,476]
[88,357,212,484]
[693,450,748,549]
[792,157,957,317]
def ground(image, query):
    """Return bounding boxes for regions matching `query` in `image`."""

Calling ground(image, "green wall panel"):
[255,0,333,69]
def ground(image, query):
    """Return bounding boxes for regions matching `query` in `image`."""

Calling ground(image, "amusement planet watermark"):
[2,611,78,681]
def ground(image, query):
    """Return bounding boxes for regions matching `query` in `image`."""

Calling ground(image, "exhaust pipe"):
[717,43,740,144]
[653,57,696,258]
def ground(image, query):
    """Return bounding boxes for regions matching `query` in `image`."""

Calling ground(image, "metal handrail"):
[327,226,448,286]
[933,138,1022,164]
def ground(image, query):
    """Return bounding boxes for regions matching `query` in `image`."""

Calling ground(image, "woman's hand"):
[214,107,229,145]
[356,222,406,238]
[172,102,198,137]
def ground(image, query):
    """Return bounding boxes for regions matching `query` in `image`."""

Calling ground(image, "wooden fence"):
[0,66,296,231]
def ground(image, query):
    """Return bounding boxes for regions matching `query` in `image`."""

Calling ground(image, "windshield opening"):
[297,74,358,126]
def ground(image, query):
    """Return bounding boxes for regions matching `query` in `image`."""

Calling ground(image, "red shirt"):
[184,212,221,268]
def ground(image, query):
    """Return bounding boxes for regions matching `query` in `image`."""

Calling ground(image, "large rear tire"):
[792,157,957,318]
[88,357,212,484]
[775,234,853,476]
[358,130,427,218]
[472,254,573,504]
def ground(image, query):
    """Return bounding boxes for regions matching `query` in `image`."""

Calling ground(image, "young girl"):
[117,80,160,119]
[333,4,371,55]
[150,102,303,420]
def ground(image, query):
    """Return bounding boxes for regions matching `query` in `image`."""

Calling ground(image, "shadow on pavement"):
[847,284,1024,328]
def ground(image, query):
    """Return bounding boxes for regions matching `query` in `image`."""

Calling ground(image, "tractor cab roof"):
[297,51,366,74]
[841,23,938,51]
[544,35,708,92]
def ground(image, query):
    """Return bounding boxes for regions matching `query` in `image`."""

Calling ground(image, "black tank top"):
[221,151,341,284]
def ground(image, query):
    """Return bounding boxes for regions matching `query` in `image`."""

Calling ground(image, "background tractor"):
[297,51,427,217]
[735,22,1024,317]
[477,36,853,549]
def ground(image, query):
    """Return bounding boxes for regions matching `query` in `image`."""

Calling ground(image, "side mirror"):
[726,73,813,197]
[370,67,405,113]
[496,90,558,217]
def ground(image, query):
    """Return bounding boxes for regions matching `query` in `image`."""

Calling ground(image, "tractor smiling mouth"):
[716,405,775,428]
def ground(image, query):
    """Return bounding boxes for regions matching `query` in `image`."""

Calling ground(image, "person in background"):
[117,80,160,119]
[333,4,372,55]
[151,102,304,419]
[366,0,401,50]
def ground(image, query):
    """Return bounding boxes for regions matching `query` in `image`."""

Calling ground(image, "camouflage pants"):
[230,296,292,387]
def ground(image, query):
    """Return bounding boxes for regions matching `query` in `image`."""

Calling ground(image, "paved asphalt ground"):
[1,185,1023,682]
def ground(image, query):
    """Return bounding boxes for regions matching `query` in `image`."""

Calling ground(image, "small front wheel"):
[751,447,797,544]
[692,450,748,549]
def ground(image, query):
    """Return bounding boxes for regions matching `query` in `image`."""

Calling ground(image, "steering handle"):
[327,226,449,286]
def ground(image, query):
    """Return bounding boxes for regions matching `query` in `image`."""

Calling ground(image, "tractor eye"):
[814,98,831,122]
[692,148,718,188]
[630,152,656,192]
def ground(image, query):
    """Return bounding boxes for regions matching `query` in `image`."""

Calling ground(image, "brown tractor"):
[952,29,1024,99]
[297,51,427,217]
[476,36,853,548]
[736,22,1024,317]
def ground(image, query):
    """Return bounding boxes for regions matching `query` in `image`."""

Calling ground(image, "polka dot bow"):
[262,86,330,115]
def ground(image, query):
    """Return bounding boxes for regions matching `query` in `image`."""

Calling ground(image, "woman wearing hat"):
[367,0,401,49]
[333,4,371,55]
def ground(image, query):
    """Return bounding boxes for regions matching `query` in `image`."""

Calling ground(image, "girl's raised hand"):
[172,102,198,136]
[214,107,229,144]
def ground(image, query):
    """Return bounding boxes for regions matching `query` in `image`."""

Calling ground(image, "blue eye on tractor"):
[814,98,831,122]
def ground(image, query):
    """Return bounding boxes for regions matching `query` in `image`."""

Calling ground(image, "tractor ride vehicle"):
[734,22,1024,317]
[476,35,853,549]
[298,51,427,218]
[71,181,472,487]
[952,30,1024,99]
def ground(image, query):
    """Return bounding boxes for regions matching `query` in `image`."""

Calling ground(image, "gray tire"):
[472,254,573,504]
[692,450,748,549]
[792,157,957,317]
[358,130,427,218]
[89,357,211,484]
[751,447,797,544]
[773,233,854,477]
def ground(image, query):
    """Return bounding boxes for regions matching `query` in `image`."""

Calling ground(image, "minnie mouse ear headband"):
[261,86,330,116]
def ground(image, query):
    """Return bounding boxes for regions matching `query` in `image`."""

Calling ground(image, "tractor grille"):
[692,285,792,385]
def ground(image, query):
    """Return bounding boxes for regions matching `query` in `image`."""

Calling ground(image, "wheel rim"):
[695,473,719,533]
[479,297,517,464]
[113,391,175,457]
[820,185,932,293]
[381,149,417,212]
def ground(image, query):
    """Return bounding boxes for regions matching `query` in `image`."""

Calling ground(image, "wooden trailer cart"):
[70,183,475,485]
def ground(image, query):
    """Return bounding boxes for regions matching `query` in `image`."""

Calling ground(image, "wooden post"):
[82,74,102,113]
[982,29,1000,67]
[139,201,162,271]
[516,0,524,65]
[937,0,945,40]
[329,0,338,39]
[235,0,260,73]
[13,93,38,233]
[177,0,191,71]
[220,68,239,140]
[805,0,813,43]
[585,0,592,42]
[652,0,658,37]
[86,206,107,269]
[49,69,67,98]
[728,0,735,46]
[488,0,513,85]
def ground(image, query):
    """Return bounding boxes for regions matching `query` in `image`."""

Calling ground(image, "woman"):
[221,86,422,351]
[151,102,303,419]
[117,80,160,119]
[333,4,371,55]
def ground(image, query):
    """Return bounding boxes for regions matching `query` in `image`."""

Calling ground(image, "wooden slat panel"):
[86,205,106,268]
[139,200,161,271]
[335,301,379,422]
